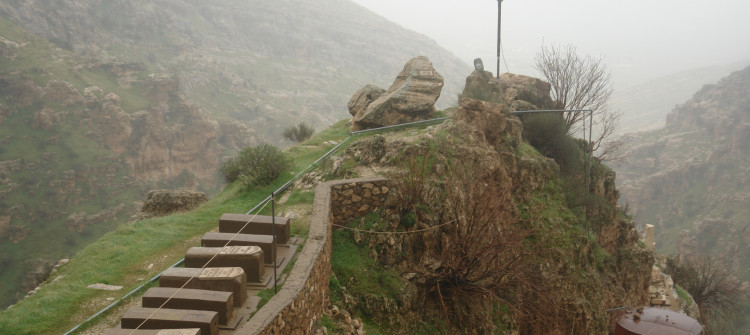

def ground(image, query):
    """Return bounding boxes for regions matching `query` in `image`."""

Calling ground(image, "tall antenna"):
[497,0,503,78]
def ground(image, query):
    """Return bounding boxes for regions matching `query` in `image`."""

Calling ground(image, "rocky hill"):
[613,65,750,329]
[610,61,749,134]
[0,0,470,308]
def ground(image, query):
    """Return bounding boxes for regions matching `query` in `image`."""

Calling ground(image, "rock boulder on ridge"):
[350,56,444,131]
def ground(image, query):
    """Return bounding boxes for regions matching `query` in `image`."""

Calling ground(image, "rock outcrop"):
[462,70,555,111]
[614,65,750,329]
[349,56,444,131]
[140,189,208,218]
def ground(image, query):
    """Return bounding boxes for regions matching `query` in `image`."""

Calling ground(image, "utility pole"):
[497,0,503,78]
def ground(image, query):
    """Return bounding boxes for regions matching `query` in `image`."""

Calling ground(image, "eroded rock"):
[462,70,555,111]
[140,189,208,217]
[350,56,444,131]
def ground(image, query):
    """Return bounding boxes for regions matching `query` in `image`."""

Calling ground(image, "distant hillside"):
[611,61,748,134]
[0,0,470,309]
[0,0,470,134]
[613,66,750,329]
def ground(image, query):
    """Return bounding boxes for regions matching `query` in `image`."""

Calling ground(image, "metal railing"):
[63,116,449,334]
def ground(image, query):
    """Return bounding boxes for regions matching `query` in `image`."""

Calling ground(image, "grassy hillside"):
[0,120,354,334]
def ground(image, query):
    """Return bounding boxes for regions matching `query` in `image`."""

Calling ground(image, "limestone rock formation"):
[347,85,385,120]
[140,189,208,218]
[0,36,19,59]
[614,65,750,329]
[462,70,555,111]
[350,56,444,131]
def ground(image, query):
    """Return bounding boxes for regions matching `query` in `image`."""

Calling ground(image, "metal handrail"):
[63,116,449,334]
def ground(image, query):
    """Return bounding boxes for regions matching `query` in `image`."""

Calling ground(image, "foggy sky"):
[350,0,750,90]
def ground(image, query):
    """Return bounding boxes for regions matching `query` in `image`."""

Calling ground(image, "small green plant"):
[283,122,315,143]
[220,144,291,187]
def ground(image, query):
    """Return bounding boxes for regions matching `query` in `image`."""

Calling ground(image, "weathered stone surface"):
[462,70,555,111]
[160,267,247,307]
[218,213,290,244]
[42,80,84,107]
[453,98,510,149]
[121,307,218,335]
[348,84,385,118]
[185,246,265,282]
[350,56,444,131]
[141,189,208,217]
[0,36,19,59]
[86,283,123,291]
[201,232,275,263]
[142,287,234,325]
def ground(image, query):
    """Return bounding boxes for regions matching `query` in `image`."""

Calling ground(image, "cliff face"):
[0,0,470,133]
[614,66,750,261]
[328,76,651,333]
[0,0,471,308]
[613,66,750,326]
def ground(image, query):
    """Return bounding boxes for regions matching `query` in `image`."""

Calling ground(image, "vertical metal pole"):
[587,111,593,235]
[583,112,589,237]
[497,0,502,78]
[271,192,277,294]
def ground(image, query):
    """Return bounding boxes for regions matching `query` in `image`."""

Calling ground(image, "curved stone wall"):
[238,177,390,334]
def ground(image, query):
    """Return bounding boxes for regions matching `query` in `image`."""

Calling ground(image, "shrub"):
[521,113,583,176]
[283,122,314,143]
[220,144,291,187]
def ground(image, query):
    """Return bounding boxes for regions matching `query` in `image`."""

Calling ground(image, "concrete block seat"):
[184,246,264,283]
[142,287,234,325]
[218,213,290,244]
[121,307,217,335]
[159,267,247,307]
[200,232,275,264]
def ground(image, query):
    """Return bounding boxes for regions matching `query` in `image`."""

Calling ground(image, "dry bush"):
[667,254,748,334]
[393,152,566,331]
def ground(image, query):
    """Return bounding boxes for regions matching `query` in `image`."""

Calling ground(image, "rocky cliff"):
[325,74,652,333]
[0,0,471,308]
[614,65,750,330]
[0,0,470,135]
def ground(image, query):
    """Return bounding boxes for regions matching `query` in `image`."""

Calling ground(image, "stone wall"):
[238,177,389,334]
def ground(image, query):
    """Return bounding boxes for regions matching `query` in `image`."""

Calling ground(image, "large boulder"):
[462,70,555,111]
[349,56,444,131]
[141,189,208,217]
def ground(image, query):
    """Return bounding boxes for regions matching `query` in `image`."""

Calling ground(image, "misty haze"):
[0,0,748,334]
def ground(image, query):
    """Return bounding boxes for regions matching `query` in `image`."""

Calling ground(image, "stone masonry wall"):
[238,177,389,335]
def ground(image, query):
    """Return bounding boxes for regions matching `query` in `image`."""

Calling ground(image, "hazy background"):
[351,0,750,91]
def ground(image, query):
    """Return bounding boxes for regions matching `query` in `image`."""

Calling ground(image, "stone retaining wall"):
[238,177,389,334]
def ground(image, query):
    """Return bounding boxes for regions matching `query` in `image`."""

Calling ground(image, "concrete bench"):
[219,213,290,244]
[185,246,265,283]
[104,329,201,335]
[142,287,234,325]
[159,267,246,307]
[121,307,217,335]
[201,232,275,264]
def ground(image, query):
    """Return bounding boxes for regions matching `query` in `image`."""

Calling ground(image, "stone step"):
[142,287,234,325]
[159,267,246,307]
[103,329,201,335]
[201,232,276,264]
[120,307,217,335]
[184,246,265,283]
[219,213,290,244]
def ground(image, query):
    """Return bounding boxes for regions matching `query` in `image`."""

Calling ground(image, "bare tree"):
[534,44,623,161]
[667,255,749,334]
